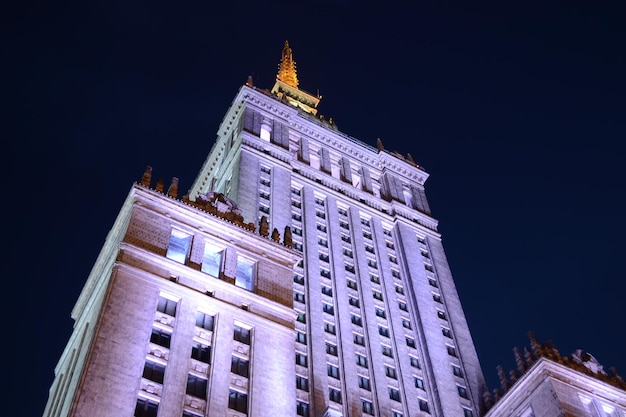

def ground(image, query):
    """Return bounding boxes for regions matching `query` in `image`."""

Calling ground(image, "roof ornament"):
[277,40,299,88]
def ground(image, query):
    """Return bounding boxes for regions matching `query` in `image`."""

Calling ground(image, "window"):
[349,297,360,307]
[433,294,442,303]
[319,253,330,262]
[318,237,328,247]
[463,409,474,417]
[329,388,342,404]
[195,312,214,331]
[142,361,165,384]
[135,398,158,417]
[362,399,374,415]
[392,412,403,417]
[406,337,416,348]
[395,285,404,295]
[150,328,171,348]
[326,343,338,356]
[296,401,309,417]
[382,345,393,358]
[399,301,408,311]
[183,411,202,417]
[294,274,304,284]
[234,325,251,345]
[324,322,336,335]
[320,269,331,278]
[415,377,425,389]
[410,356,420,368]
[231,356,249,378]
[356,354,368,368]
[322,303,334,315]
[347,278,357,289]
[354,333,365,346]
[296,331,307,344]
[442,328,452,338]
[327,364,340,379]
[358,375,371,391]
[296,353,308,367]
[157,296,177,317]
[402,319,412,329]
[186,375,207,399]
[419,400,429,412]
[294,292,305,303]
[429,278,438,287]
[235,256,255,291]
[296,375,309,392]
[191,343,211,363]
[375,307,386,317]
[447,345,457,357]
[297,312,306,323]
[166,229,192,264]
[228,390,248,413]
[345,264,355,273]
[389,388,401,401]
[437,310,447,320]
[370,273,380,283]
[373,291,384,301]
[351,314,363,326]
[458,386,469,399]
[379,326,390,337]
[453,365,463,377]
[201,242,224,277]
[385,366,397,379]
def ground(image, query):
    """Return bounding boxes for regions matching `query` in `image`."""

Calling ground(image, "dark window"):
[442,328,452,338]
[351,314,362,326]
[410,356,420,368]
[415,377,425,389]
[324,322,336,334]
[375,307,386,317]
[296,353,308,367]
[389,388,401,401]
[379,326,390,337]
[353,333,365,346]
[294,274,305,285]
[321,285,333,296]
[356,354,368,368]
[191,343,211,363]
[150,328,171,348]
[358,375,371,391]
[458,386,469,399]
[186,375,207,399]
[142,361,165,384]
[322,303,334,315]
[228,390,248,413]
[296,331,307,344]
[296,376,309,392]
[419,400,429,412]
[326,343,338,356]
[437,310,447,320]
[329,388,342,404]
[234,326,251,345]
[463,409,474,417]
[362,399,374,415]
[406,337,416,348]
[134,398,158,417]
[373,291,384,301]
[382,345,393,358]
[294,292,305,303]
[231,356,249,378]
[453,365,463,377]
[296,401,309,417]
[402,319,412,329]
[349,297,360,307]
[385,366,397,379]
[447,346,457,357]
[327,364,340,379]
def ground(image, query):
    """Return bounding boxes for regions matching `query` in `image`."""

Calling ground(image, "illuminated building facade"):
[483,333,626,417]
[42,41,537,417]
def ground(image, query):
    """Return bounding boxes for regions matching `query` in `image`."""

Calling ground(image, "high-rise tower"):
[44,41,488,417]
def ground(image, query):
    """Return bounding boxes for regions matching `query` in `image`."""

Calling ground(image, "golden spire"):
[276,40,299,88]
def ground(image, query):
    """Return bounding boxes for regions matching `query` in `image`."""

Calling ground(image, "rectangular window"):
[294,274,305,284]
[399,302,408,311]
[379,326,390,337]
[354,333,365,346]
[296,353,308,367]
[419,400,429,412]
[463,409,474,417]
[142,361,165,384]
[385,365,397,379]
[201,243,224,277]
[356,354,368,368]
[429,278,438,287]
[437,310,447,320]
[382,345,393,358]
[389,388,401,402]
[166,229,192,264]
[415,377,425,389]
[296,375,309,392]
[410,356,420,368]
[375,307,386,317]
[347,279,357,289]
[327,364,340,379]
[234,325,251,345]
[447,345,457,357]
[349,296,360,307]
[402,319,412,329]
[358,375,371,391]
[458,386,469,399]
[294,292,306,303]
[157,296,177,317]
[228,390,248,413]
[150,328,171,348]
[453,365,463,377]
[324,322,336,335]
[442,328,452,338]
[195,312,214,331]
[361,399,374,415]
[373,291,384,301]
[231,356,249,378]
[296,401,309,417]
[326,343,338,356]
[296,331,307,344]
[351,314,363,326]
[235,256,256,291]
[406,337,416,348]
[186,375,208,399]
[135,398,158,417]
[329,388,342,404]
[322,303,334,315]
[191,343,211,363]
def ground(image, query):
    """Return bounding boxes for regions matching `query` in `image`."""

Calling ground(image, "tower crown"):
[270,40,320,115]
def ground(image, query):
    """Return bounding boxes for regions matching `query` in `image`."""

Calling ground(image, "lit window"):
[235,256,256,291]
[186,374,207,399]
[191,343,211,364]
[166,229,192,264]
[201,242,224,277]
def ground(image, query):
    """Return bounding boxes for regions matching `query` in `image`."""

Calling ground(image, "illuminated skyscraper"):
[44,41,490,417]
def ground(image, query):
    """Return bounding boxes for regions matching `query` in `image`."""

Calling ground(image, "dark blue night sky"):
[7,1,626,415]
